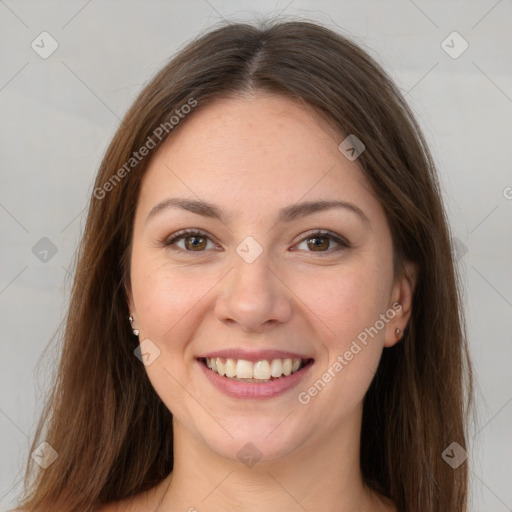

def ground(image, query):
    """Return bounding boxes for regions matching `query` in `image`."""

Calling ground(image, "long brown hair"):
[17,19,473,512]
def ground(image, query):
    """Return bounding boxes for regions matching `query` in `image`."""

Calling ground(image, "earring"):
[129,315,139,336]
[395,328,402,339]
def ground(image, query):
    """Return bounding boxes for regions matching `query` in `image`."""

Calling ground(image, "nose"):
[214,249,293,333]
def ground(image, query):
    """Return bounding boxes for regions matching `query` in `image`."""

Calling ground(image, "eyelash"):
[162,229,350,256]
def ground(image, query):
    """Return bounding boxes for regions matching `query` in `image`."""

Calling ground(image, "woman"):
[16,19,473,512]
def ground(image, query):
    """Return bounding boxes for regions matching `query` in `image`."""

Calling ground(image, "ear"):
[384,261,418,348]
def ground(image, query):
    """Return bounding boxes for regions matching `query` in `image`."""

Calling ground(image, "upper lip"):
[197,349,313,362]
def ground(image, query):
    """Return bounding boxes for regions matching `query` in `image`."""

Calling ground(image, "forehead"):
[136,93,382,225]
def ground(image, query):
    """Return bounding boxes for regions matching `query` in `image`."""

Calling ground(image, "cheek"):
[130,257,213,414]
[294,258,393,349]
[130,253,212,345]
[296,267,391,416]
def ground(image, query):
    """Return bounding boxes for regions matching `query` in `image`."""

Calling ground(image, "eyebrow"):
[146,197,370,225]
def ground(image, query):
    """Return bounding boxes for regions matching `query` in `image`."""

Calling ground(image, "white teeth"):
[282,359,292,376]
[270,359,283,377]
[253,360,271,380]
[216,358,225,376]
[225,358,236,378]
[235,359,253,379]
[204,357,305,380]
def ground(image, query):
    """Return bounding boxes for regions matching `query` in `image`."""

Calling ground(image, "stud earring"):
[395,328,402,339]
[128,315,139,336]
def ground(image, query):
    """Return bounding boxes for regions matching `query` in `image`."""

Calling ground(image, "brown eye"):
[295,231,350,255]
[164,230,215,252]
[306,236,331,251]
[184,235,207,251]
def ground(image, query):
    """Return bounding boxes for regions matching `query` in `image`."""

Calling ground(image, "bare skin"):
[98,92,415,511]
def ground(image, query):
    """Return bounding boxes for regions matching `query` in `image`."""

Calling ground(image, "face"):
[126,93,414,464]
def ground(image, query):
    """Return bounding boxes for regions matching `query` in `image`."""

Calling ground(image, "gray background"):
[1,1,511,510]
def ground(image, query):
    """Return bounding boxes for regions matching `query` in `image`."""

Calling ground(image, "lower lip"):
[198,359,314,399]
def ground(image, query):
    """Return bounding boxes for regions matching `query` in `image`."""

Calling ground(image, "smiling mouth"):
[200,357,313,382]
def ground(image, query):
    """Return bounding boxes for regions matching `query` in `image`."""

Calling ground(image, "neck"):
[155,406,390,512]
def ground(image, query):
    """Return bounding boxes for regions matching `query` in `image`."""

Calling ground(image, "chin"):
[194,414,315,466]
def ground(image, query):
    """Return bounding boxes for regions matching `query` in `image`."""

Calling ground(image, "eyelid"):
[162,228,220,249]
[294,228,350,248]
[291,230,350,256]
[162,228,351,254]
